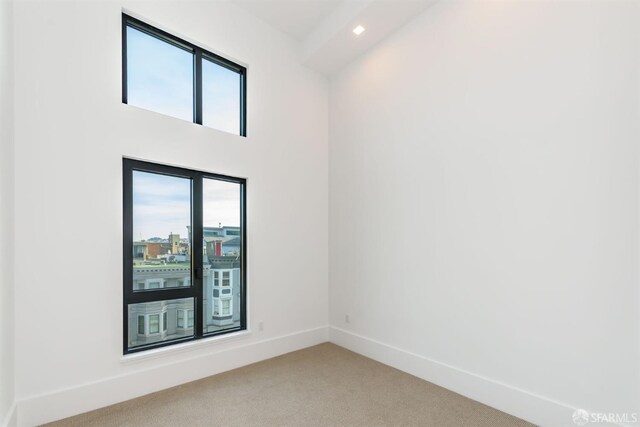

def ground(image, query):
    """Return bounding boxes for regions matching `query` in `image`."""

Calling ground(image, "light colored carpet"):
[46,343,535,427]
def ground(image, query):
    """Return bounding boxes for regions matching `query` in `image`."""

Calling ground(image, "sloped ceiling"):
[232,0,439,76]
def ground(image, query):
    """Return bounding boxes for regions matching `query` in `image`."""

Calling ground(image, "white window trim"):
[121,329,252,364]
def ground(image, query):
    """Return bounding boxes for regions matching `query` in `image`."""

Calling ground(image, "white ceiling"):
[232,0,439,76]
[232,0,343,41]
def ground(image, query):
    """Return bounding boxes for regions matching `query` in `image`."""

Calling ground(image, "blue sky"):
[127,26,240,135]
[133,171,240,242]
[127,26,193,122]
[202,58,240,134]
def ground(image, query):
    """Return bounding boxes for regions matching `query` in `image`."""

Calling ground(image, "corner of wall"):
[1,404,16,427]
[15,326,329,426]
[328,327,599,427]
[0,0,16,424]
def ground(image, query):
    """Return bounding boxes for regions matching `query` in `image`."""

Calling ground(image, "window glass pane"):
[213,299,220,316]
[203,178,241,334]
[202,58,241,135]
[188,310,194,328]
[127,26,194,122]
[128,298,194,351]
[132,171,191,292]
[222,299,231,315]
[222,271,230,286]
[137,315,145,335]
[177,310,184,328]
[149,314,160,334]
[163,312,168,331]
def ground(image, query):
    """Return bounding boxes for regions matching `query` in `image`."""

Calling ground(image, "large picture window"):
[123,158,246,354]
[122,14,247,136]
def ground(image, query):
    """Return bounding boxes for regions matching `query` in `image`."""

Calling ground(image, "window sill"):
[120,329,251,365]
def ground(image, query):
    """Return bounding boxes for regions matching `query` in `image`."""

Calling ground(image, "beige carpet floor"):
[46,343,535,427]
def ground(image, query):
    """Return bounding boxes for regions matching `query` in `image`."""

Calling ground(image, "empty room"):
[0,0,638,426]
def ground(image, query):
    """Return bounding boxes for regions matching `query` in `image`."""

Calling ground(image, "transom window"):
[122,14,247,136]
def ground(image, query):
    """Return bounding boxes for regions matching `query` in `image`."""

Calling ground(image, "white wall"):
[12,1,328,425]
[10,0,640,425]
[0,0,15,424]
[0,0,15,425]
[329,1,639,425]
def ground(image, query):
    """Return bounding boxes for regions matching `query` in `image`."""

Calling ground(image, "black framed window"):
[122,14,247,136]
[123,158,246,354]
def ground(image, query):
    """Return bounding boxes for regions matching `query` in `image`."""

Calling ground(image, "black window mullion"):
[123,161,133,354]
[240,71,246,136]
[192,174,204,338]
[126,288,198,304]
[240,179,247,329]
[195,49,203,125]
[124,159,196,179]
[127,336,195,354]
[122,14,128,104]
[124,15,194,53]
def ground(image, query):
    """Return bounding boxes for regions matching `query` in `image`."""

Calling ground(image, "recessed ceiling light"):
[353,25,365,36]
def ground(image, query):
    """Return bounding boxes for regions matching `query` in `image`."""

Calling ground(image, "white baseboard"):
[14,325,628,427]
[1,403,16,427]
[329,326,583,427]
[16,326,329,426]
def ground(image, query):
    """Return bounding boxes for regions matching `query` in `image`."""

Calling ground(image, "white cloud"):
[132,171,241,241]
